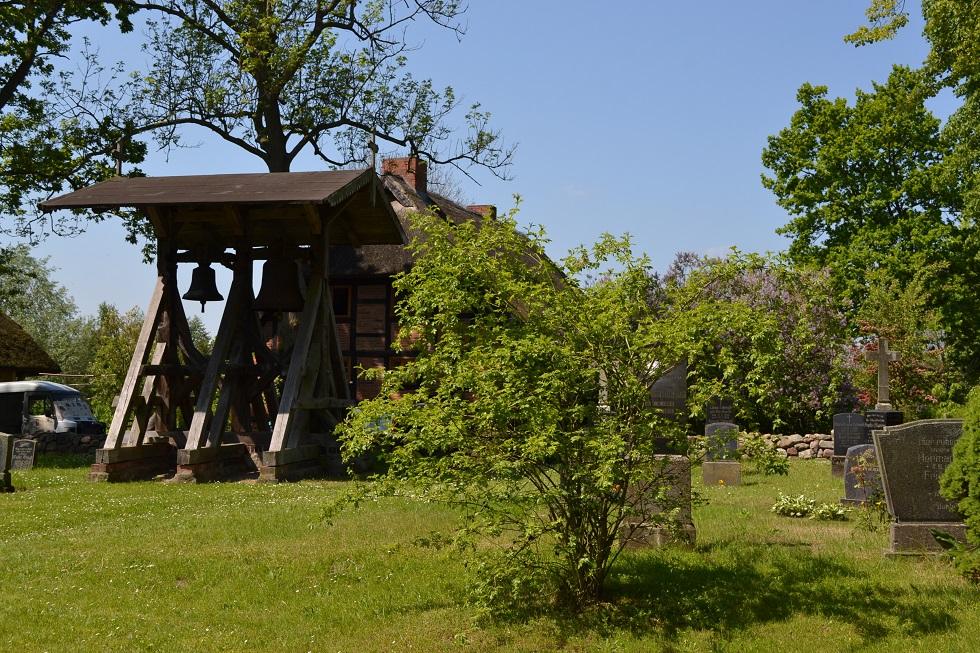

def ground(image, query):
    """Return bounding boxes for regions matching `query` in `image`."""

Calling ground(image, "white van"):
[0,381,105,436]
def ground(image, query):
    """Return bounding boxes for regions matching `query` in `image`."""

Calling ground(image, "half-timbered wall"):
[330,278,415,401]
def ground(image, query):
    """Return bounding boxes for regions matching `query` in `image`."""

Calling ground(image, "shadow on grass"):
[574,542,967,646]
[34,452,93,469]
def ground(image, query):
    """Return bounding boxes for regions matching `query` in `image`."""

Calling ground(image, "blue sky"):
[31,1,952,332]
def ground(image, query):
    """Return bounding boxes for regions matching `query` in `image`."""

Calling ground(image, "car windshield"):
[54,395,97,422]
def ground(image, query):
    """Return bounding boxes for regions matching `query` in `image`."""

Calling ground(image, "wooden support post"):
[104,278,166,450]
[122,342,167,447]
[268,275,323,453]
[184,256,249,450]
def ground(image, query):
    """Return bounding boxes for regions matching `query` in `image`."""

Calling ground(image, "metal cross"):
[864,337,900,410]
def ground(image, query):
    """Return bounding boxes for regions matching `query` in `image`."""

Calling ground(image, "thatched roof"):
[0,311,60,376]
[328,173,485,278]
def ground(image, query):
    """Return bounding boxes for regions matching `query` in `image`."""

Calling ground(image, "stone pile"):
[753,433,834,459]
[19,431,106,455]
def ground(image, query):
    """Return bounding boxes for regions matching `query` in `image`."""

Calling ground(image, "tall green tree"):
[86,303,143,421]
[762,66,951,311]
[0,245,95,375]
[110,1,511,176]
[1,2,141,242]
[664,252,855,433]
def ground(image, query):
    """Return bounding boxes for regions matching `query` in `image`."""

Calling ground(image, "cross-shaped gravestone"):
[864,337,900,410]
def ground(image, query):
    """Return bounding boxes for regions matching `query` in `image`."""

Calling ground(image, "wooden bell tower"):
[41,169,404,482]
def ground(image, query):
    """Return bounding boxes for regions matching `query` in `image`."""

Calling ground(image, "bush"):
[770,493,846,520]
[337,210,776,613]
[940,386,980,582]
[741,433,790,476]
[771,493,815,518]
[810,502,849,521]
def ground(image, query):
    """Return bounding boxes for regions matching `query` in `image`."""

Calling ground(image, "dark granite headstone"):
[1,433,13,492]
[873,419,966,554]
[649,362,687,423]
[704,422,738,461]
[833,413,868,457]
[874,420,961,522]
[841,444,881,505]
[706,398,733,424]
[11,439,36,471]
[865,409,903,433]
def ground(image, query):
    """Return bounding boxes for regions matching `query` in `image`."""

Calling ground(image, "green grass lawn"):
[1,456,977,652]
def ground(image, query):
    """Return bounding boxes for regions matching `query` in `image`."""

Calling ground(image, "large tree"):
[1,2,140,241]
[108,1,511,176]
[762,66,951,311]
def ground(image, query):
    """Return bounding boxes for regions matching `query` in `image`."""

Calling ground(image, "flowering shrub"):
[662,252,855,433]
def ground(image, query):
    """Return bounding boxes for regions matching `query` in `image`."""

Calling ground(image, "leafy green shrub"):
[771,494,847,520]
[940,386,980,582]
[810,502,849,521]
[337,210,776,613]
[741,433,790,476]
[771,493,815,518]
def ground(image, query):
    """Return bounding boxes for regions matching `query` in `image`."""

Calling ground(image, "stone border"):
[751,433,834,460]
[16,431,106,455]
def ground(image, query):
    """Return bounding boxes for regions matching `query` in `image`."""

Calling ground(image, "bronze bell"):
[182,262,223,312]
[254,256,305,313]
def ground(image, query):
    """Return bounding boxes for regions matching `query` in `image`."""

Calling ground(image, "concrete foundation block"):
[702,461,741,486]
[886,522,967,556]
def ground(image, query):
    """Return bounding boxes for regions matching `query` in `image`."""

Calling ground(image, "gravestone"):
[11,439,36,471]
[873,419,967,554]
[649,361,687,423]
[865,408,903,433]
[840,444,881,505]
[865,337,900,410]
[832,412,868,477]
[863,336,904,431]
[650,361,688,454]
[702,460,741,486]
[622,455,696,548]
[1,433,13,492]
[703,416,741,486]
[705,398,733,424]
[704,422,739,461]
[833,413,868,457]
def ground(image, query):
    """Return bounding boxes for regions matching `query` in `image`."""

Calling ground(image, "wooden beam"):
[296,397,355,410]
[144,206,167,239]
[268,275,323,453]
[123,342,167,447]
[104,277,166,450]
[204,340,244,448]
[287,335,322,450]
[184,263,249,450]
[303,205,322,235]
[223,206,246,237]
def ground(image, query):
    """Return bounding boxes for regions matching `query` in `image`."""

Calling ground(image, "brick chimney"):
[382,156,427,194]
[467,204,497,219]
